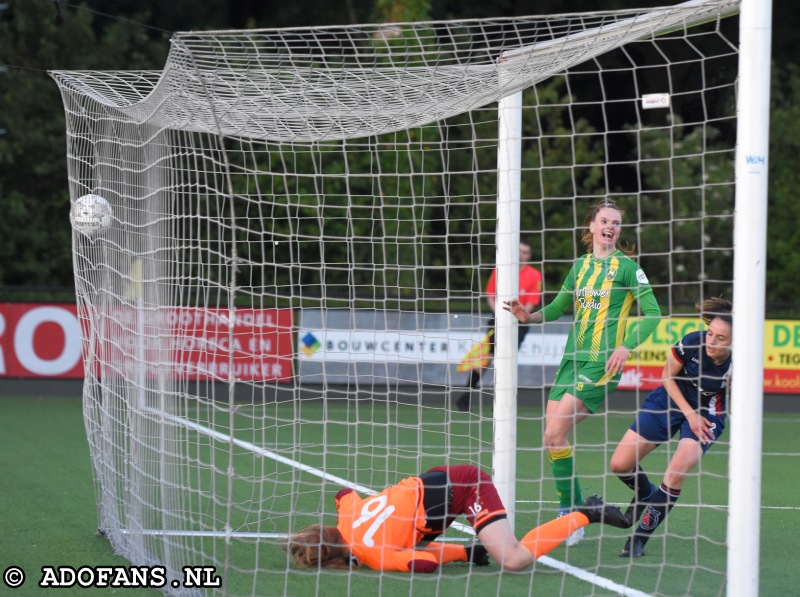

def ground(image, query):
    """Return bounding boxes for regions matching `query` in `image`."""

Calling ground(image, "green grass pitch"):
[1,394,797,596]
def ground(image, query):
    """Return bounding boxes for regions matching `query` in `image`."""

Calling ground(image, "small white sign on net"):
[642,92,671,109]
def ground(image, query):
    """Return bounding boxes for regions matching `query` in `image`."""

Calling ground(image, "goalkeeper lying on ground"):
[285,464,629,572]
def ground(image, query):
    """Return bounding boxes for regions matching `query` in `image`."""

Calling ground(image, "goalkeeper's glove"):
[464,544,490,566]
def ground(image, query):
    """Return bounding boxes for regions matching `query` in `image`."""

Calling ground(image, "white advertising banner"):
[297,309,570,387]
[299,329,566,366]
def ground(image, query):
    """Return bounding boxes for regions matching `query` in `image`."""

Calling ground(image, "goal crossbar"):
[52,0,739,142]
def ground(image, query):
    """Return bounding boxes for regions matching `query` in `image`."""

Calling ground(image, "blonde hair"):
[580,199,635,256]
[283,525,354,570]
[696,297,733,327]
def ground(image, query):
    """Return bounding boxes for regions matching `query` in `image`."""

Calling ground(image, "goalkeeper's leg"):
[520,512,588,558]
[519,496,629,559]
[440,499,627,570]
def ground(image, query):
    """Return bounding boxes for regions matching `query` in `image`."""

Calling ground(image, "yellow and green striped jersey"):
[540,250,661,362]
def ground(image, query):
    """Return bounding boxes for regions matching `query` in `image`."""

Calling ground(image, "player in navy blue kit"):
[609,297,732,558]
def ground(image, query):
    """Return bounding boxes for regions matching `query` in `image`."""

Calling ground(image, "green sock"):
[573,476,584,507]
[549,447,584,509]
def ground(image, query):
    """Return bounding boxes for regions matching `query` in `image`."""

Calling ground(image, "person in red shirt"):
[456,241,542,411]
[284,464,629,572]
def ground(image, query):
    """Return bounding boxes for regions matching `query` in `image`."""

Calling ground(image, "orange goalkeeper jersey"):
[335,477,466,572]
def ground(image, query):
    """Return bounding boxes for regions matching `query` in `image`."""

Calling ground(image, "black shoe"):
[623,497,649,527]
[456,392,471,412]
[619,536,647,558]
[624,484,655,526]
[577,495,632,529]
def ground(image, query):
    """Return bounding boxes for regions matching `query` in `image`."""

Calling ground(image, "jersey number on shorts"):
[352,495,396,547]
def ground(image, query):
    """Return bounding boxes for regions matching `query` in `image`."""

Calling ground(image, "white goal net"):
[52,1,747,595]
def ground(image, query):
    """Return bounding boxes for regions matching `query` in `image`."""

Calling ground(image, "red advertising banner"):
[168,308,294,382]
[0,303,294,381]
[617,365,664,392]
[0,303,84,378]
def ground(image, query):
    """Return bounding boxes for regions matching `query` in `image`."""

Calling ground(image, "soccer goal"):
[51,0,768,595]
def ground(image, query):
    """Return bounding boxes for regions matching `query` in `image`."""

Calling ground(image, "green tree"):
[2,0,794,318]
[372,0,432,24]
[630,118,735,310]
[767,62,800,313]
[0,1,169,288]
[432,76,607,300]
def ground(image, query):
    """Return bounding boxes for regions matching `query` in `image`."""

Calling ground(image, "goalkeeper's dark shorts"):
[419,465,507,536]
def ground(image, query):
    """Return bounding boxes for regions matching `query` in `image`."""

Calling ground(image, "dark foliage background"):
[0,0,795,315]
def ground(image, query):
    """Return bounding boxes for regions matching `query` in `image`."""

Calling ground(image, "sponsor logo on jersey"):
[576,286,609,311]
[636,269,649,284]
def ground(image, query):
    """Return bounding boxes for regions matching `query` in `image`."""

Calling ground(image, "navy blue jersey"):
[671,330,731,416]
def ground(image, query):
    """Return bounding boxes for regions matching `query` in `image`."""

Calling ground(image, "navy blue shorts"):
[630,387,726,454]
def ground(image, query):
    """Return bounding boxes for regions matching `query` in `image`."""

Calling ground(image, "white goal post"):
[50,0,769,595]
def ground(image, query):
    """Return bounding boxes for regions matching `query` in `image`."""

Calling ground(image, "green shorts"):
[548,360,621,413]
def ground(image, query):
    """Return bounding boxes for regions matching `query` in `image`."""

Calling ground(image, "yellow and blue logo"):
[300,332,321,357]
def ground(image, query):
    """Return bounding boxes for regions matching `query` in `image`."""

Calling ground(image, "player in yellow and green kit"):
[504,199,661,546]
